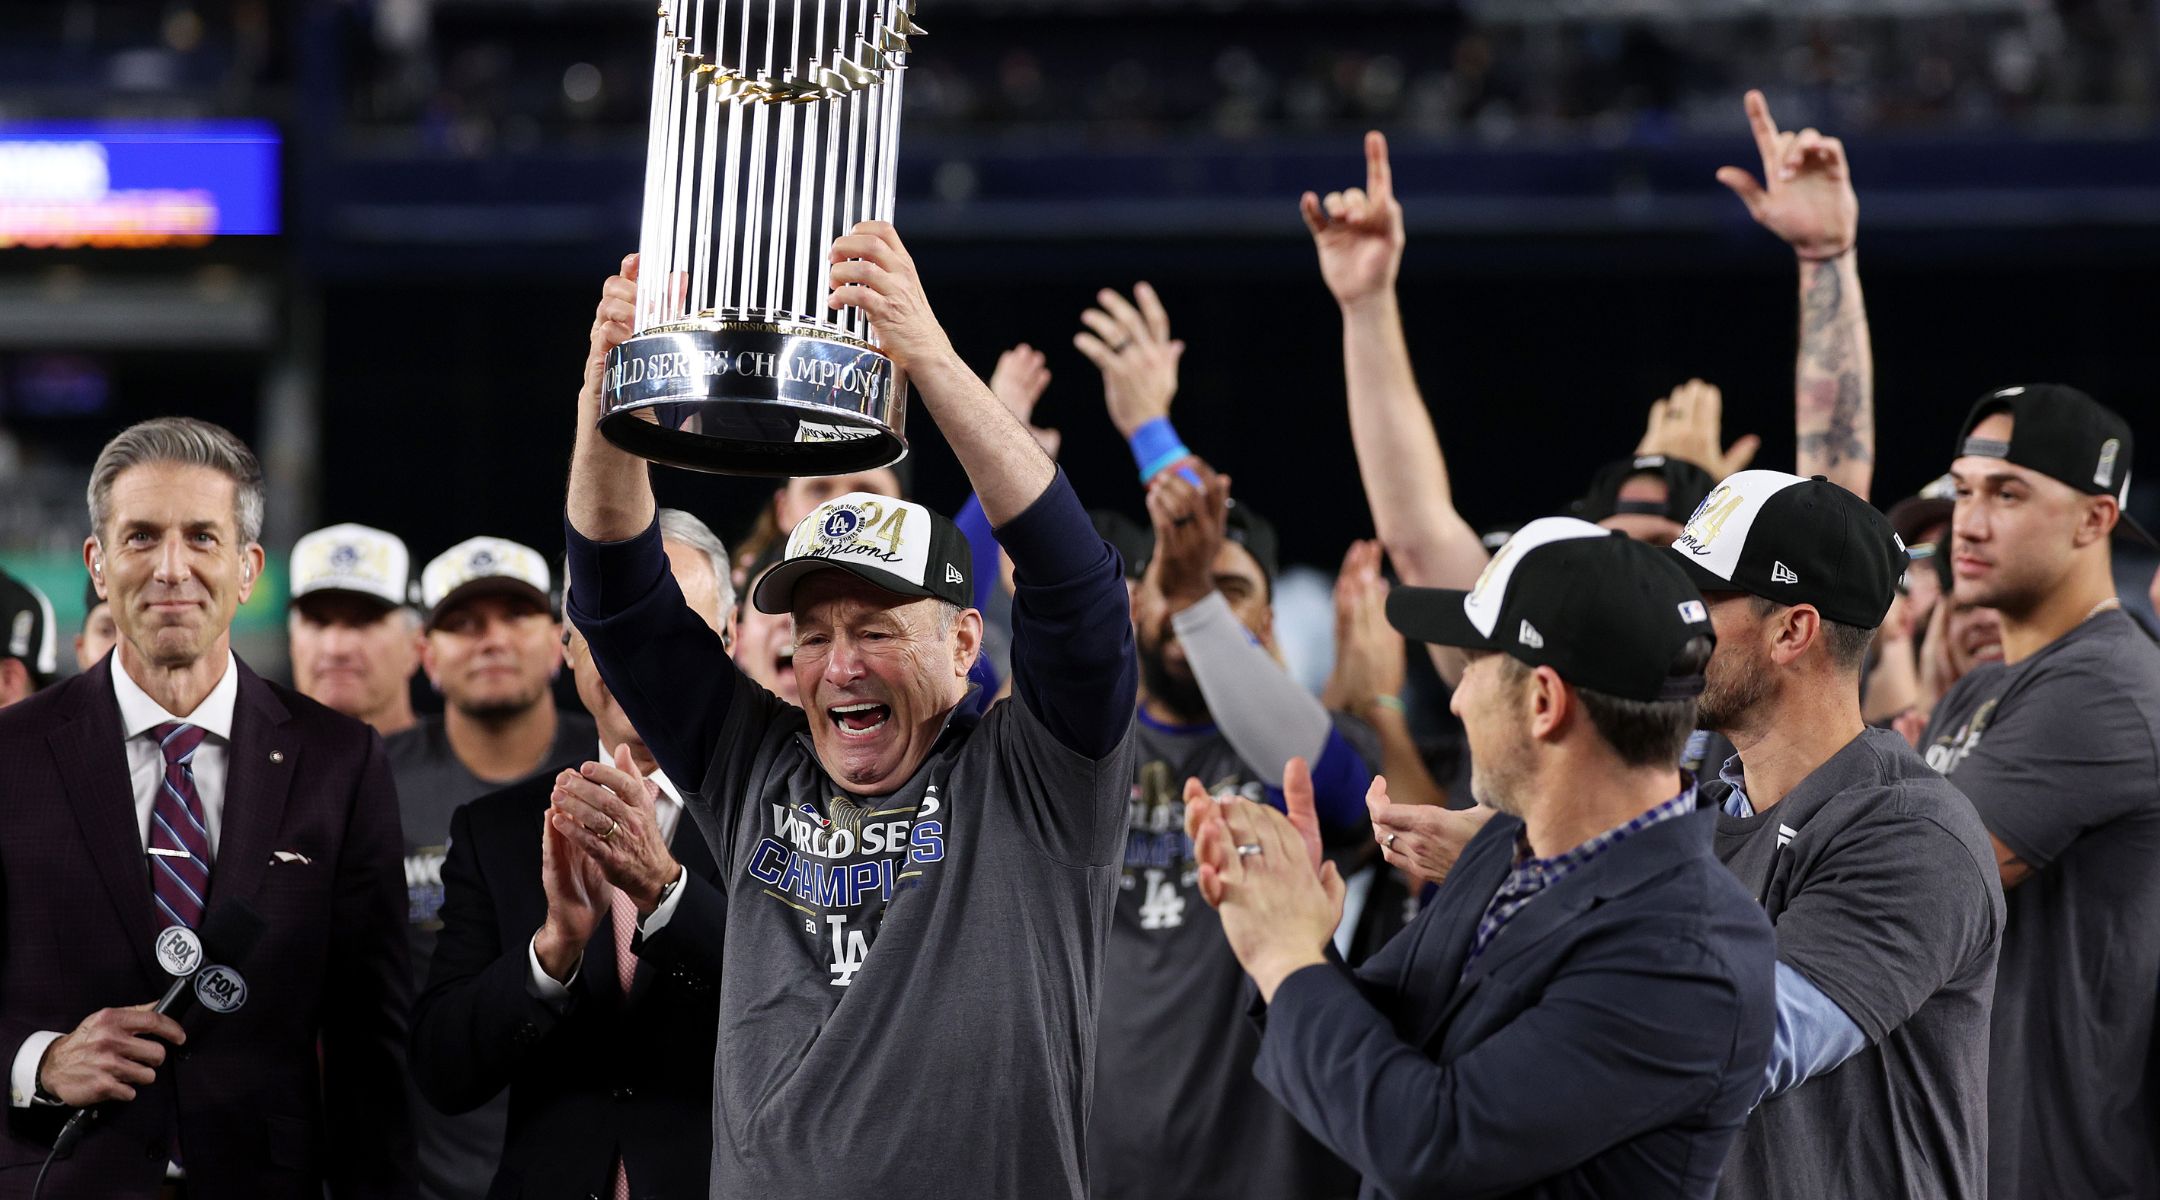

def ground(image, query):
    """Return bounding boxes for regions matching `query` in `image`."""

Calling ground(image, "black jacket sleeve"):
[323,732,422,1199]
[631,871,728,984]
[409,802,572,1116]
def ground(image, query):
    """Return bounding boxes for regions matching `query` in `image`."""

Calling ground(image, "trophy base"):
[599,323,908,477]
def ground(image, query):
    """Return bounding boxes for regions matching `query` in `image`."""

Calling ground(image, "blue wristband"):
[1129,417,1191,483]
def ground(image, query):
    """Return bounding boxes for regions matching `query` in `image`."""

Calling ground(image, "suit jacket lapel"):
[207,661,294,914]
[49,661,164,985]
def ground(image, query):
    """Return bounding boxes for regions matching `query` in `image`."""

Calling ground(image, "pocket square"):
[270,850,314,865]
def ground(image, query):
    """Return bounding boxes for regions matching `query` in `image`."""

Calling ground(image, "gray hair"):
[558,510,735,624]
[655,508,736,619]
[87,418,265,545]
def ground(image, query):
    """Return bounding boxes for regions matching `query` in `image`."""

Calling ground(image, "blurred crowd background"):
[3,0,2158,683]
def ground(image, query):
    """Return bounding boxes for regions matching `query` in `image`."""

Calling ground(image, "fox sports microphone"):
[49,902,267,1160]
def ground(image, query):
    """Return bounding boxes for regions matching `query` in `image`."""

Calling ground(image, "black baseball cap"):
[1090,510,1151,582]
[1955,384,2153,545]
[0,567,59,689]
[1224,501,1280,583]
[752,492,973,614]
[1885,474,1957,546]
[1385,517,1714,703]
[1667,470,1905,630]
[1573,455,1718,525]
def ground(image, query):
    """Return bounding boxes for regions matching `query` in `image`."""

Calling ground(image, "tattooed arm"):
[1717,89,1873,501]
[1794,252,1873,500]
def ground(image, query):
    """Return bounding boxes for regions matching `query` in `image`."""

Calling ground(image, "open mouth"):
[828,701,891,739]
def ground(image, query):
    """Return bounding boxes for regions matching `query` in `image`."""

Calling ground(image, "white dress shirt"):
[10,654,241,1108]
[524,751,688,1001]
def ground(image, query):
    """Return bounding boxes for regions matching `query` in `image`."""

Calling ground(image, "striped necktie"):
[148,722,214,929]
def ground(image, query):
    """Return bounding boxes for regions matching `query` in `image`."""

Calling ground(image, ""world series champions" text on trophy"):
[600,0,923,475]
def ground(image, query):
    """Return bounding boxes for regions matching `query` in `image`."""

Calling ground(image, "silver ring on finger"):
[1385,833,1398,849]
[1236,843,1264,858]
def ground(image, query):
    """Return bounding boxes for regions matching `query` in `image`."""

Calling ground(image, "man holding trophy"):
[557,10,1136,1196]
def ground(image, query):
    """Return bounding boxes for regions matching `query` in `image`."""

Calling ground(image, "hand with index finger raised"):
[1714,90,1857,260]
[1302,130,1405,310]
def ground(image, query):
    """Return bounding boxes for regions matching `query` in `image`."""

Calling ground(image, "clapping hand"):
[1184,758,1340,1001]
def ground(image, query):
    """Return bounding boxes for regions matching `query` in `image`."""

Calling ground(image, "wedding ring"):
[1236,843,1264,858]
[1385,833,1398,849]
[600,818,621,841]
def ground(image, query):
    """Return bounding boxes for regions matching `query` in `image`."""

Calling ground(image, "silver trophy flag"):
[600,0,923,476]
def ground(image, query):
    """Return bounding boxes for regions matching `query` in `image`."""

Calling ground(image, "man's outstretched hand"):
[988,343,1059,458]
[1635,378,1761,481]
[1716,89,1857,261]
[1302,131,1406,311]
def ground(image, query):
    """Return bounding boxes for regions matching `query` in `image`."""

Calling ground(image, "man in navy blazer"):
[1187,520,1776,1200]
[0,418,415,1199]
[410,510,733,1200]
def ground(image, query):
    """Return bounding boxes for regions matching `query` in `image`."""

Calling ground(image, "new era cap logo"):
[944,563,963,585]
[2096,438,2121,489]
[1771,561,1800,585]
[1518,620,1544,649]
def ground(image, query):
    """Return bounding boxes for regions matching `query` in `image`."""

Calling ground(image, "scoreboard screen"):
[0,120,279,249]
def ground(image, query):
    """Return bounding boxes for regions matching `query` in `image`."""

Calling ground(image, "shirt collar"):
[1510,780,1700,875]
[1717,753,1756,818]
[598,740,683,811]
[112,651,239,742]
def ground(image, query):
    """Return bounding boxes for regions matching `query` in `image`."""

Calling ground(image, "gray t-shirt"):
[385,709,596,1200]
[1709,727,2002,1200]
[693,672,1133,1198]
[1089,716,1357,1200]
[1924,609,2160,1200]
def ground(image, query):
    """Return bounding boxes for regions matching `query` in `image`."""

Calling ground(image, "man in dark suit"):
[0,417,415,1199]
[410,509,732,1200]
[1186,520,1777,1200]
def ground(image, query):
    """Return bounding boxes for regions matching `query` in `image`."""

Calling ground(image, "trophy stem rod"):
[742,99,769,314]
[635,6,671,329]
[817,60,842,326]
[668,61,702,323]
[879,65,903,221]
[716,93,744,314]
[768,97,795,314]
[655,46,687,321]
[693,71,721,316]
[795,0,829,321]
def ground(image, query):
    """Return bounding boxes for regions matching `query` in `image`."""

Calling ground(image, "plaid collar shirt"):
[1463,782,1698,976]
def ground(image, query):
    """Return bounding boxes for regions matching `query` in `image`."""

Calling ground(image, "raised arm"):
[562,256,741,793]
[1304,133,1491,595]
[567,254,659,543]
[1717,89,1872,500]
[829,222,1054,523]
